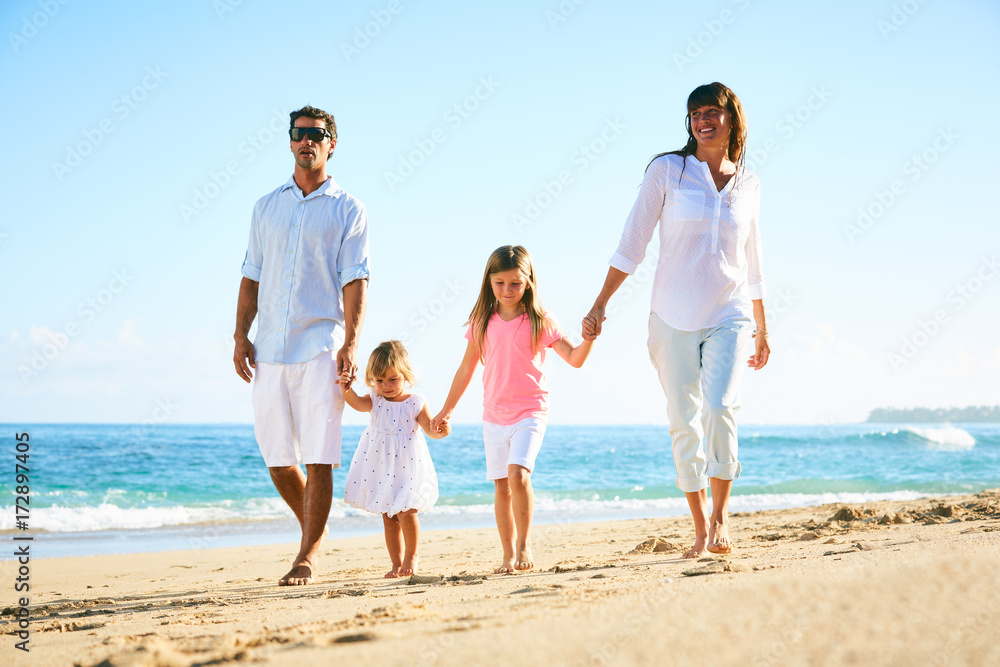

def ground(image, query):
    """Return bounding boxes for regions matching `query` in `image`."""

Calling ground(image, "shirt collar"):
[281,175,343,200]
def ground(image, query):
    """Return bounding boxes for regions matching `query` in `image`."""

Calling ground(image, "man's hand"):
[234,335,256,383]
[337,343,358,385]
[582,303,606,341]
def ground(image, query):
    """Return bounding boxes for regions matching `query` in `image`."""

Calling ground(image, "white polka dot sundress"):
[343,390,439,517]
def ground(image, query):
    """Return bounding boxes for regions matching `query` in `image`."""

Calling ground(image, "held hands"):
[430,409,452,435]
[338,369,355,394]
[233,335,256,383]
[582,303,606,341]
[748,331,770,370]
[337,342,358,386]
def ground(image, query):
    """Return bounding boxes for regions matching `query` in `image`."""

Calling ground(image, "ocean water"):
[2,423,998,558]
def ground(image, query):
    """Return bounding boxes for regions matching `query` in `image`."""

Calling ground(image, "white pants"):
[252,352,345,467]
[647,313,753,493]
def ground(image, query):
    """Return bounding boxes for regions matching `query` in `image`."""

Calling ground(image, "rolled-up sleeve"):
[609,157,668,275]
[241,205,263,282]
[337,201,370,286]
[745,186,766,300]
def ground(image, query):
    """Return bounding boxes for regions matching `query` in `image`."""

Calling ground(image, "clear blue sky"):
[2,0,998,426]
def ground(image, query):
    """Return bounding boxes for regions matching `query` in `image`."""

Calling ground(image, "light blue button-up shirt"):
[241,176,370,364]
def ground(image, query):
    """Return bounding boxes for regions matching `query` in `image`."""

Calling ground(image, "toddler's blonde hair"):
[364,340,417,387]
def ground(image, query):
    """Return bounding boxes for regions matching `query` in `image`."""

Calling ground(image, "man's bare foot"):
[278,562,314,586]
[514,545,533,571]
[682,535,708,559]
[494,556,516,574]
[399,554,418,577]
[707,519,733,554]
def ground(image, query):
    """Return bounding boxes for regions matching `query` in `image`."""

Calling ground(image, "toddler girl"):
[431,245,593,573]
[342,340,449,577]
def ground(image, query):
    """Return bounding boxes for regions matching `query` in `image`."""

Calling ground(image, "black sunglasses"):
[289,127,332,142]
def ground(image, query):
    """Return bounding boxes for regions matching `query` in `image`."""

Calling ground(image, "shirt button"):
[279,328,283,332]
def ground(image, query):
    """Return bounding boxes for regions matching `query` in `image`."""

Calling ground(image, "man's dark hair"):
[289,106,337,160]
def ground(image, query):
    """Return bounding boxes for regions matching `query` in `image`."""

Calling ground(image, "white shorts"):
[252,352,344,467]
[483,417,547,480]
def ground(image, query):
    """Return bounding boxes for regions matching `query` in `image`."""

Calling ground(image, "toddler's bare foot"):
[384,566,400,578]
[707,520,733,554]
[494,556,516,574]
[514,545,533,571]
[278,561,314,586]
[399,554,418,577]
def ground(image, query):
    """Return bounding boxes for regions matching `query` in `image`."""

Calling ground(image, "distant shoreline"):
[867,406,1000,423]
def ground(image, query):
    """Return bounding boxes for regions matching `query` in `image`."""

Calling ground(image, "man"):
[233,105,369,586]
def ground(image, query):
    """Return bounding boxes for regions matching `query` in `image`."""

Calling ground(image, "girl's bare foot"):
[384,566,400,578]
[707,519,733,554]
[399,554,418,577]
[494,556,516,574]
[514,544,533,571]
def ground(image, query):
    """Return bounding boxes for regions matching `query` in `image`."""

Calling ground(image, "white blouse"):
[609,153,766,332]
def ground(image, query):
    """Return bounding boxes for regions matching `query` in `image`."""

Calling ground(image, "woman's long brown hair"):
[646,82,748,185]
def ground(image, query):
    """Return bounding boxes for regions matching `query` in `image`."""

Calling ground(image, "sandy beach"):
[5,491,999,666]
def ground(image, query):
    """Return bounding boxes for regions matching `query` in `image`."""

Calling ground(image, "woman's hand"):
[748,331,770,370]
[582,303,606,341]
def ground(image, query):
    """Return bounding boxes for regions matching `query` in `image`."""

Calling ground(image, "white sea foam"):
[901,426,976,450]
[1,490,943,533]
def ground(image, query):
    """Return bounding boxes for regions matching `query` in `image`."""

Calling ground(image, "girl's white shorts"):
[483,417,547,480]
[252,352,344,467]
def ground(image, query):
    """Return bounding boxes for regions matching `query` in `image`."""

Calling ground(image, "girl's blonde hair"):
[467,245,549,359]
[364,340,417,386]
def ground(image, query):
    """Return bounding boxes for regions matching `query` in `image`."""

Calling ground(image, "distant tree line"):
[867,405,1000,423]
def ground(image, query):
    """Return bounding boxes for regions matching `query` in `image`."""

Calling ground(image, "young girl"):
[431,245,593,573]
[341,340,450,578]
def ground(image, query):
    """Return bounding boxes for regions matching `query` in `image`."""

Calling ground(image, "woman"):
[583,82,770,558]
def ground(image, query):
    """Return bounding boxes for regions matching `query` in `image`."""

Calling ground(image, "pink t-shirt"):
[465,312,566,426]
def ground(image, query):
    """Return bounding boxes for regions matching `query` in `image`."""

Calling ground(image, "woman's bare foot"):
[399,554,418,577]
[707,519,733,554]
[514,544,533,571]
[494,556,516,574]
[278,561,314,586]
[682,534,708,559]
